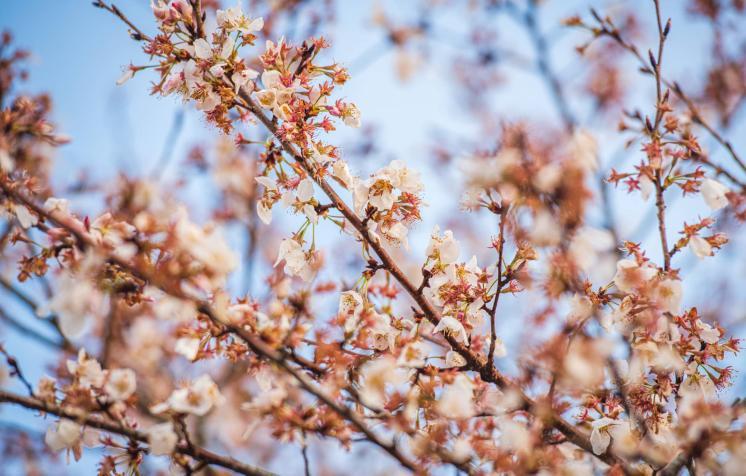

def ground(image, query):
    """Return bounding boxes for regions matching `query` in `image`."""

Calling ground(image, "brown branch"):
[100,299,118,368]
[192,0,205,39]
[658,431,709,476]
[655,177,671,271]
[0,389,275,476]
[487,211,507,372]
[651,0,671,271]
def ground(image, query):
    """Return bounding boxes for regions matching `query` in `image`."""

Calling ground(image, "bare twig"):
[92,1,153,42]
[0,346,35,396]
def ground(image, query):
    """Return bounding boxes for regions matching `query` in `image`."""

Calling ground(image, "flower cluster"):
[351,160,424,247]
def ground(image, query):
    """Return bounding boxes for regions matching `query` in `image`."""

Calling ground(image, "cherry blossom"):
[45,420,81,453]
[689,235,713,258]
[152,375,225,416]
[701,178,730,210]
[613,259,657,293]
[433,316,468,344]
[589,418,632,455]
[103,368,136,402]
[436,374,475,419]
[274,237,316,282]
[146,422,179,456]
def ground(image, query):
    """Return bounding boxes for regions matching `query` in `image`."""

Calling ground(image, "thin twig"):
[650,0,672,271]
[92,1,153,42]
[487,211,507,371]
[0,346,35,396]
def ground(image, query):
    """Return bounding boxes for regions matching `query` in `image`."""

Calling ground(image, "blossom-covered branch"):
[0,389,274,476]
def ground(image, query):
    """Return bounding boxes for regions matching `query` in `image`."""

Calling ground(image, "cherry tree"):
[0,0,745,474]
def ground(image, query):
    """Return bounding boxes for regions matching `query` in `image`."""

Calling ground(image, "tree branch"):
[0,389,275,476]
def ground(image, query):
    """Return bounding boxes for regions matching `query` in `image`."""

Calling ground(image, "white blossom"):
[689,235,712,259]
[256,69,295,119]
[433,316,468,344]
[255,176,279,224]
[12,204,37,229]
[193,38,212,60]
[231,67,259,93]
[426,226,460,266]
[533,163,562,193]
[343,103,361,128]
[175,336,201,360]
[216,4,263,33]
[174,209,237,285]
[568,294,594,323]
[44,197,70,214]
[339,290,364,333]
[242,374,287,414]
[45,420,81,452]
[381,221,409,248]
[116,67,134,86]
[568,226,614,273]
[680,370,716,402]
[358,356,405,409]
[152,374,225,416]
[146,422,179,456]
[397,340,427,368]
[436,374,475,419]
[590,417,622,455]
[613,259,657,293]
[530,210,561,247]
[0,149,14,172]
[66,349,104,388]
[570,129,598,171]
[499,417,532,453]
[332,160,354,188]
[445,350,467,368]
[654,278,682,315]
[274,238,315,282]
[696,320,720,344]
[701,178,729,211]
[368,313,397,351]
[104,368,136,401]
[639,175,654,201]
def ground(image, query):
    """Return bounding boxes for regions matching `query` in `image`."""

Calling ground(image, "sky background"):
[2,0,746,474]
